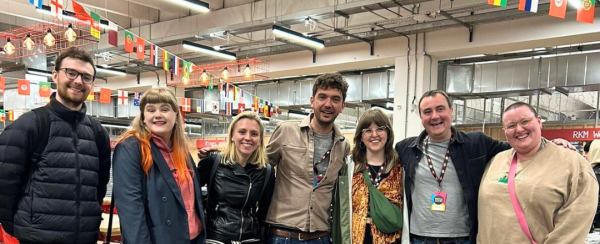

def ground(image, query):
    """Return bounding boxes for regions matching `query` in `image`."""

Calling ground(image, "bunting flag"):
[39,82,52,97]
[163,51,170,71]
[270,103,274,117]
[87,88,95,101]
[50,0,63,20]
[99,88,111,104]
[29,0,42,10]
[18,79,30,96]
[549,0,567,18]
[196,99,205,113]
[171,56,180,76]
[183,61,191,80]
[150,44,158,66]
[225,83,230,98]
[133,92,142,106]
[72,1,91,21]
[7,110,14,121]
[240,91,244,103]
[577,0,595,23]
[181,98,191,112]
[0,76,5,93]
[90,11,101,39]
[488,0,507,7]
[259,99,264,113]
[208,74,214,91]
[263,102,269,117]
[218,80,222,95]
[108,21,118,47]
[518,0,538,12]
[225,102,232,116]
[211,101,220,114]
[117,90,128,105]
[238,103,246,114]
[136,37,145,60]
[233,86,238,101]
[124,30,134,53]
[253,96,259,112]
[0,110,5,122]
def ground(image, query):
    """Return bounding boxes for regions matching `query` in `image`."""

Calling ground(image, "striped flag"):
[225,102,232,116]
[225,83,230,98]
[518,0,538,12]
[171,56,180,76]
[163,51,169,71]
[488,0,507,7]
[117,90,128,105]
[29,0,42,9]
[196,99,205,113]
[150,45,158,66]
[0,110,5,122]
[233,86,238,101]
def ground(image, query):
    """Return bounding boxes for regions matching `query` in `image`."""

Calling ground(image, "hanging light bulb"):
[43,29,55,47]
[221,67,230,81]
[23,33,35,51]
[243,64,252,80]
[65,24,77,43]
[201,70,209,84]
[3,38,15,55]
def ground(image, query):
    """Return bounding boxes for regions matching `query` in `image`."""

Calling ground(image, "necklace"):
[367,163,385,187]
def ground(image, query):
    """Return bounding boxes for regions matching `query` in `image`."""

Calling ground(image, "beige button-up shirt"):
[265,115,350,232]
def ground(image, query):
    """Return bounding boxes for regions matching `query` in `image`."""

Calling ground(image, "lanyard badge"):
[423,135,453,212]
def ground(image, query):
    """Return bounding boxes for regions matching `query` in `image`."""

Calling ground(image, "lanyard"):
[508,153,538,244]
[313,130,336,187]
[422,135,453,188]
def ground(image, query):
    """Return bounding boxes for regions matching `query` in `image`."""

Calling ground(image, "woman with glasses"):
[113,88,206,244]
[349,109,403,243]
[198,111,275,244]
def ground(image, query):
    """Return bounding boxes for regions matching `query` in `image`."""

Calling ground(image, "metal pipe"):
[403,34,411,139]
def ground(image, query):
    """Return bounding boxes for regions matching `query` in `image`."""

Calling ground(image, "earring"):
[359,142,365,149]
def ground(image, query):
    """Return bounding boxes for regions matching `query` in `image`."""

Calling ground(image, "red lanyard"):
[508,153,538,244]
[422,135,453,188]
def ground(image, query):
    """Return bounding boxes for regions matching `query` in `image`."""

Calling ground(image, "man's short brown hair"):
[312,73,349,101]
[418,90,452,115]
[54,47,96,78]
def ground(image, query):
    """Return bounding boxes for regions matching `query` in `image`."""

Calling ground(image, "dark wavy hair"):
[312,73,349,102]
[54,47,96,78]
[352,109,399,174]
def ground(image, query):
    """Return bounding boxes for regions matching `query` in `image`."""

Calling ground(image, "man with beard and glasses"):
[394,90,574,244]
[0,47,111,244]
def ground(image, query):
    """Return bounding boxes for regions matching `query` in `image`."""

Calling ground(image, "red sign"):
[110,140,117,149]
[541,128,600,141]
[196,139,226,149]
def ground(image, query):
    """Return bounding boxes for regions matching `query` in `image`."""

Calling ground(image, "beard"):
[56,80,90,107]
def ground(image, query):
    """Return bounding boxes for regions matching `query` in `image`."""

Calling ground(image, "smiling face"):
[419,94,453,142]
[232,118,261,161]
[52,57,94,110]
[310,87,346,127]
[502,106,542,158]
[143,102,178,142]
[360,122,389,154]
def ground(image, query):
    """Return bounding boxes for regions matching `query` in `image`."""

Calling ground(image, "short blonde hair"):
[219,111,268,169]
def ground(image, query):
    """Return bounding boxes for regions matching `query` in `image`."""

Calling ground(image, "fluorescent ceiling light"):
[182,40,237,60]
[26,68,53,77]
[37,5,114,30]
[172,0,210,13]
[96,66,127,76]
[272,25,325,49]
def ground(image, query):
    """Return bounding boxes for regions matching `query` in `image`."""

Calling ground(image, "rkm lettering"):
[573,131,589,139]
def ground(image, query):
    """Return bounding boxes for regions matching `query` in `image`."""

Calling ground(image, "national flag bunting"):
[150,44,159,66]
[124,30,134,53]
[50,0,63,20]
[0,110,5,122]
[0,76,5,93]
[259,99,264,113]
[39,82,52,97]
[136,37,145,60]
[87,88,95,101]
[183,61,191,80]
[488,0,507,7]
[225,102,232,116]
[100,88,111,104]
[7,110,13,121]
[29,0,42,10]
[196,99,205,113]
[240,91,244,103]
[225,83,230,98]
[108,21,118,47]
[117,90,128,105]
[171,56,180,76]
[133,92,142,106]
[72,1,91,21]
[549,0,567,18]
[518,0,538,12]
[181,98,191,112]
[211,101,220,114]
[90,11,101,39]
[577,0,595,23]
[233,86,238,101]
[238,103,246,114]
[163,51,170,71]
[18,79,30,96]
[263,102,269,117]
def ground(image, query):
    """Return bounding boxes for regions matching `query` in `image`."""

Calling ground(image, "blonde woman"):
[198,111,275,244]
[351,109,403,244]
[113,87,206,244]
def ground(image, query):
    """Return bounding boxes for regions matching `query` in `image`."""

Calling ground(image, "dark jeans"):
[268,234,330,244]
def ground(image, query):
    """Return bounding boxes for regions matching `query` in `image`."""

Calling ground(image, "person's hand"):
[198,146,219,159]
[552,138,577,151]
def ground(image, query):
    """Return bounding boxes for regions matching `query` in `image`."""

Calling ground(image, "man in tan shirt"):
[265,73,350,244]
[478,102,598,244]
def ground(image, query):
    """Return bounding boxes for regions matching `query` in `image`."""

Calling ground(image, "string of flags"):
[488,0,595,23]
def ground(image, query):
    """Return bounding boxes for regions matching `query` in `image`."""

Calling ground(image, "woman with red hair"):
[113,87,206,244]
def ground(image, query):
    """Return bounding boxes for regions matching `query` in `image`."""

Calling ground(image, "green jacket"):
[331,156,354,244]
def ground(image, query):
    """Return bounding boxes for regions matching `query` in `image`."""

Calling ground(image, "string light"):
[43,29,55,47]
[243,63,252,80]
[221,67,230,81]
[65,24,77,43]
[201,70,209,84]
[23,33,35,51]
[3,38,15,55]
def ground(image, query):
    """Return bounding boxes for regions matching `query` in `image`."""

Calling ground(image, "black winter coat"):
[198,153,275,243]
[395,127,510,244]
[0,94,111,244]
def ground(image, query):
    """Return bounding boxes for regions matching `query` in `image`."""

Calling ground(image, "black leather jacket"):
[197,153,275,242]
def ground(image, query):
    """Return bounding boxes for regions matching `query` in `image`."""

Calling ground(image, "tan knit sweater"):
[477,141,598,244]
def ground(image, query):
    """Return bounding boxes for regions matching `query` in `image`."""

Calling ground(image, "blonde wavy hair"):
[219,111,268,169]
[116,87,193,182]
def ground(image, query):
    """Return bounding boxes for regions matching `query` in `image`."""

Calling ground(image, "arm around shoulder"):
[112,137,153,243]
